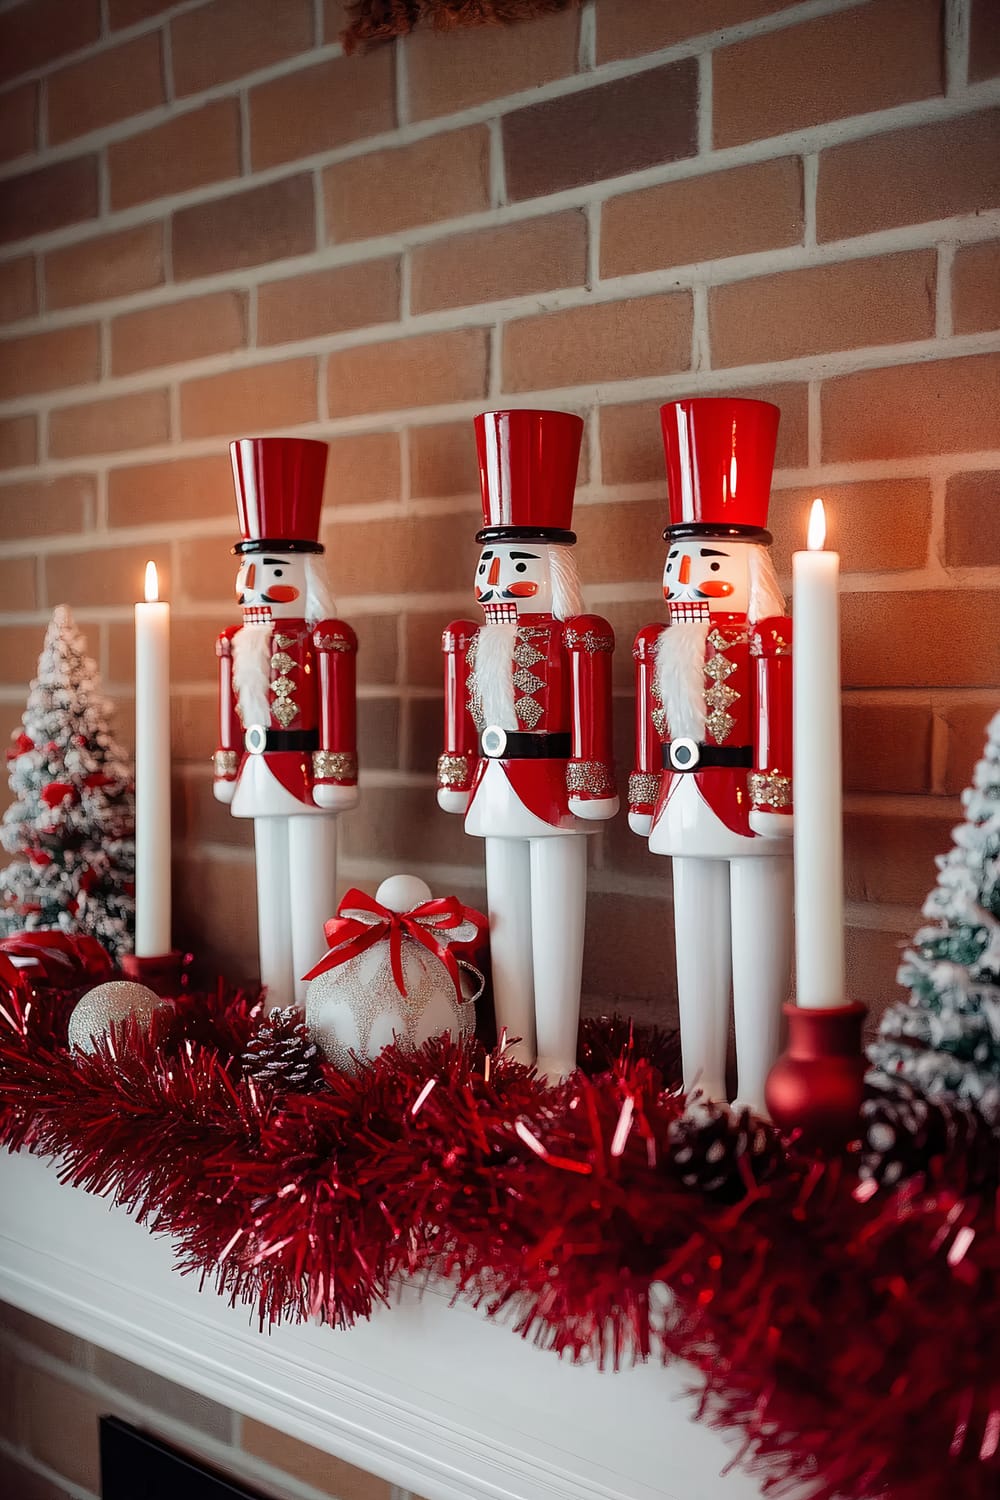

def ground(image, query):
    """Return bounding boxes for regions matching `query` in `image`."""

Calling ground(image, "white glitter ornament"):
[67,980,170,1054]
[305,875,484,1071]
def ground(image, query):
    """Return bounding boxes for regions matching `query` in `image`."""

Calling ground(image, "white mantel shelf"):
[0,1149,763,1500]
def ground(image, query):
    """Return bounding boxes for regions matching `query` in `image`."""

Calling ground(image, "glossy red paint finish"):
[474,408,583,536]
[660,396,780,534]
[230,435,328,548]
[765,1001,867,1147]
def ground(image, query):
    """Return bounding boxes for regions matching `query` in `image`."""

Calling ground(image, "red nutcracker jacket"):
[438,613,616,827]
[629,612,792,838]
[214,617,358,802]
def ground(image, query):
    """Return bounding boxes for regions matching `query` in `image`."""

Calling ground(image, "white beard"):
[654,622,710,741]
[473,623,518,730]
[232,622,273,727]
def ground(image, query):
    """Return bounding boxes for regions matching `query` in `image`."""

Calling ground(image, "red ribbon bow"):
[303,888,486,1003]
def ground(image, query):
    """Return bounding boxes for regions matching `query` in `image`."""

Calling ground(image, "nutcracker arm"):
[564,615,616,806]
[438,619,480,798]
[750,614,793,821]
[312,620,358,787]
[213,627,241,783]
[628,625,663,818]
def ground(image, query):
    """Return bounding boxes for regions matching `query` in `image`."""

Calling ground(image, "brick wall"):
[0,0,999,1021]
[0,1300,422,1500]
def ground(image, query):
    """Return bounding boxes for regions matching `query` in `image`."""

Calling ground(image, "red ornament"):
[83,772,111,789]
[40,782,77,809]
[8,731,34,758]
[765,1001,868,1146]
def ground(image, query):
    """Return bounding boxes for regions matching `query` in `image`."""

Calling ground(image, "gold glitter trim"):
[749,771,792,809]
[273,633,295,649]
[566,760,615,797]
[314,633,353,652]
[437,753,470,788]
[213,749,238,778]
[313,750,357,782]
[704,653,736,682]
[465,634,484,728]
[564,626,614,653]
[270,650,295,673]
[751,624,791,657]
[705,706,736,743]
[515,694,543,729]
[513,635,544,669]
[628,771,660,807]
[271,659,297,727]
[512,666,544,695]
[708,625,747,652]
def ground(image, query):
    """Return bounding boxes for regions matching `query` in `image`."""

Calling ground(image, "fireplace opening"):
[100,1416,274,1500]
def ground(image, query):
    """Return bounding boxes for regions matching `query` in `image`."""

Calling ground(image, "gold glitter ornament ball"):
[67,980,168,1054]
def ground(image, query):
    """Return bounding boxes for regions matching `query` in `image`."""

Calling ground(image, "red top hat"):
[660,397,779,542]
[230,437,328,554]
[474,409,583,544]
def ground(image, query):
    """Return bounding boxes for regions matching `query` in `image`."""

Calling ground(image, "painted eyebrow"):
[481,550,494,559]
[261,557,286,565]
[700,548,729,557]
[509,551,540,559]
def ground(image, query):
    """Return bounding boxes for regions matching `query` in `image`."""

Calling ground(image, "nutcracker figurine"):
[213,437,358,1009]
[437,409,618,1081]
[629,398,793,1113]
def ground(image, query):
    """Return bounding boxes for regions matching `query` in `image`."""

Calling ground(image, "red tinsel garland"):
[0,983,998,1500]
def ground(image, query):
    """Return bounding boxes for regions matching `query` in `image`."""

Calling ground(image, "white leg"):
[672,857,732,1102]
[288,815,338,1006]
[730,856,793,1116]
[485,837,535,1065]
[253,818,293,1012]
[529,835,588,1082]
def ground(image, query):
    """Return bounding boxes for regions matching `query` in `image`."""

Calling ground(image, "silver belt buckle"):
[481,725,508,758]
[668,736,700,771]
[245,724,267,755]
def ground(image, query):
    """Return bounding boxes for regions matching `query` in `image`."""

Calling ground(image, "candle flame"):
[144,560,159,602]
[807,498,827,551]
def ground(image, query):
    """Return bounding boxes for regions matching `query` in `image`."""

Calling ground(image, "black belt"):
[245,728,318,753]
[480,728,571,759]
[663,739,753,771]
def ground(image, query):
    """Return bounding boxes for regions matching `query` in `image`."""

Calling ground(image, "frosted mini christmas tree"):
[0,606,136,959]
[868,709,1000,1125]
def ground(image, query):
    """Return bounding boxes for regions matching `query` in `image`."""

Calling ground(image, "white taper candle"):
[134,560,171,956]
[792,500,845,1007]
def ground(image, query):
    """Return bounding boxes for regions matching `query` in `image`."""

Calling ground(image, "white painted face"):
[474,542,553,623]
[236,552,308,622]
[662,539,751,620]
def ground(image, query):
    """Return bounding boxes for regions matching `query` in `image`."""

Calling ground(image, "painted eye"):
[666,563,672,573]
[273,569,284,578]
[515,563,527,573]
[478,563,486,574]
[710,562,720,572]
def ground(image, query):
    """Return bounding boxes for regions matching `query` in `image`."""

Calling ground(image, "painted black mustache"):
[476,587,522,601]
[239,592,283,604]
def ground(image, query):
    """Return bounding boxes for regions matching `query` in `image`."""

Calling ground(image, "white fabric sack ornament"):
[304,874,485,1071]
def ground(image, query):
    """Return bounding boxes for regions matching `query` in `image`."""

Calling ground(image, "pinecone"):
[667,1098,782,1200]
[241,1006,325,1093]
[860,1076,999,1190]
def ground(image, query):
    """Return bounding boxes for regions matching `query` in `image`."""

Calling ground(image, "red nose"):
[488,557,500,586]
[245,563,256,588]
[678,555,691,584]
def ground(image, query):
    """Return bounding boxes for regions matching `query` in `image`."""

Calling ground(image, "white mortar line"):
[577,0,596,71]
[8,200,1000,342]
[945,0,972,95]
[935,240,956,338]
[3,62,999,255]
[697,51,712,156]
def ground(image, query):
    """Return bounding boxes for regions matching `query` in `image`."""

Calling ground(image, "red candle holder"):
[120,951,184,998]
[765,1001,867,1148]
